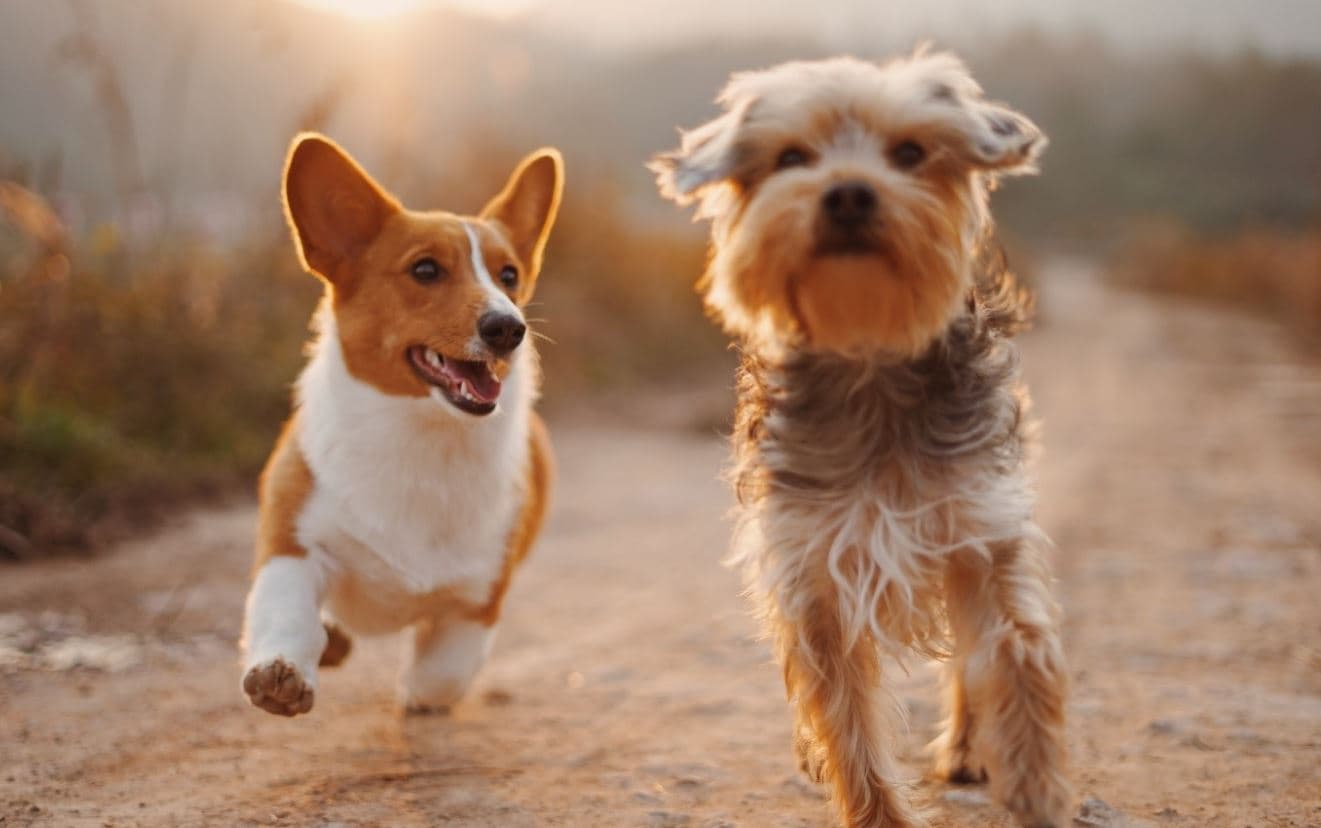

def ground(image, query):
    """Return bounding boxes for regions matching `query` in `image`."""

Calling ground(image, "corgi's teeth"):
[425,349,443,370]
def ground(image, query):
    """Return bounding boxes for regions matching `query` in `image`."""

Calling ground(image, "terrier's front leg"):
[399,616,496,714]
[241,555,327,717]
[932,554,992,785]
[772,589,923,828]
[953,539,1072,828]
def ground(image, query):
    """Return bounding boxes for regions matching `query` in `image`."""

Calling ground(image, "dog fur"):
[241,133,561,717]
[653,50,1071,827]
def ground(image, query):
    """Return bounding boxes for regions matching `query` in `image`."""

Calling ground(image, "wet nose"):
[478,312,526,354]
[822,181,878,226]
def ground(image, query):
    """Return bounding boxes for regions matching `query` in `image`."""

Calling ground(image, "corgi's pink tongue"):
[441,359,501,404]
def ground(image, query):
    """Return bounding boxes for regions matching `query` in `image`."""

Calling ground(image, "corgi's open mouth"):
[406,345,501,416]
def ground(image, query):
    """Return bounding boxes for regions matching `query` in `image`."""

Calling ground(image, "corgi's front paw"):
[243,657,315,717]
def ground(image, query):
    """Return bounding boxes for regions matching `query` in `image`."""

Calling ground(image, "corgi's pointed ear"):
[480,148,563,278]
[282,133,400,282]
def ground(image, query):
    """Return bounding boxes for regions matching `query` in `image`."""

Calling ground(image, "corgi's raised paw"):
[243,657,314,717]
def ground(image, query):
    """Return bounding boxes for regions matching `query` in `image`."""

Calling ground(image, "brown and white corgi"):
[240,133,562,716]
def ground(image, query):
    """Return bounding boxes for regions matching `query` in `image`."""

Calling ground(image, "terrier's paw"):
[794,727,827,784]
[998,775,1073,828]
[934,746,988,785]
[243,658,314,717]
[945,763,989,785]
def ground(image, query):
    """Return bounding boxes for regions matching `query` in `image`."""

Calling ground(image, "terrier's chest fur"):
[729,290,1039,655]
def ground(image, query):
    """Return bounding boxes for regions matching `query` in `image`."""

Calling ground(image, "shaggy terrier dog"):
[652,50,1071,828]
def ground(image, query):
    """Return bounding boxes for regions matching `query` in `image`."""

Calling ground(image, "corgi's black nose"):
[822,181,877,226]
[478,312,526,353]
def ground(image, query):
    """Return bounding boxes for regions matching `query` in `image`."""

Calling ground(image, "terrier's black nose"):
[822,181,878,226]
[478,312,526,353]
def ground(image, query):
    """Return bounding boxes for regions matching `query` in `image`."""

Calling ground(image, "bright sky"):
[283,0,1321,55]
[287,0,534,20]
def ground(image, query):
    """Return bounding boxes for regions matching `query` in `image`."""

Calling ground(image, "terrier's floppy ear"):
[955,98,1045,174]
[649,95,755,208]
[908,50,1046,175]
[480,148,564,278]
[282,133,400,282]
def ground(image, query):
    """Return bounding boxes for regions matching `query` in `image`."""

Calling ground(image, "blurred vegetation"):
[0,195,316,556]
[2,9,1319,557]
[1111,221,1321,343]
[968,31,1321,239]
[0,174,714,558]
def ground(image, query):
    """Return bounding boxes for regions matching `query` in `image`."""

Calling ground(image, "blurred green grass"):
[0,217,315,555]
[0,178,718,558]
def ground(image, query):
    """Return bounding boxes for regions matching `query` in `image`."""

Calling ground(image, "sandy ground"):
[2,263,1319,828]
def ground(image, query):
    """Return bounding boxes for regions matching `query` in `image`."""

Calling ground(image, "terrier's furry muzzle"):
[651,49,1043,359]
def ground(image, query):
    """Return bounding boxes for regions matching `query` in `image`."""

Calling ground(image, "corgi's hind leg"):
[319,618,353,667]
[399,615,496,714]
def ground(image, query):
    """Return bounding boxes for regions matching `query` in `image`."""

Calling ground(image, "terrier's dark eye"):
[776,147,810,170]
[410,257,444,284]
[890,140,927,170]
[499,265,518,289]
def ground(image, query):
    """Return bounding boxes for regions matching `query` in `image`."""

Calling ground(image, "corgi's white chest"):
[298,423,522,599]
[293,312,532,607]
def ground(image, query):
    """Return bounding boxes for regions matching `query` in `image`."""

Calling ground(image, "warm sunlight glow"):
[289,0,433,19]
[288,0,535,20]
[446,0,537,17]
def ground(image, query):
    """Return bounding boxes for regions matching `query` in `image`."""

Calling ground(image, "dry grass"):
[1111,220,1321,343]
[0,180,717,558]
[536,183,723,396]
[0,188,319,556]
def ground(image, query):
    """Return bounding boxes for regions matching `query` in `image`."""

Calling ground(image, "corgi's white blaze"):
[463,221,521,322]
[294,305,533,617]
[242,555,327,685]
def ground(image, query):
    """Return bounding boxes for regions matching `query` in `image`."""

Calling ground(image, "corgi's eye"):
[775,147,810,170]
[499,265,518,289]
[890,140,927,170]
[410,257,444,284]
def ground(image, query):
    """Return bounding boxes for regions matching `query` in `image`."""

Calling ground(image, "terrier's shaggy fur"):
[652,50,1071,827]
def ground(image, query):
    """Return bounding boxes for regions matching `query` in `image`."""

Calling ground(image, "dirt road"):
[3,263,1319,827]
